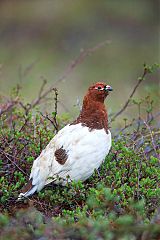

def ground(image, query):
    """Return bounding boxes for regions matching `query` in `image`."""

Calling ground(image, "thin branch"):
[143,119,159,158]
[18,58,39,82]
[54,39,111,86]
[1,150,28,176]
[39,88,59,132]
[53,88,59,132]
[38,78,47,99]
[111,65,149,122]
[40,112,58,132]
[0,98,19,116]
[28,40,111,111]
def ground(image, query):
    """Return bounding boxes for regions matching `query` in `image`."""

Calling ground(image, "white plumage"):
[19,123,111,198]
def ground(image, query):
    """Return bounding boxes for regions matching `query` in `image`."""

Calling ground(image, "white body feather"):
[19,123,111,198]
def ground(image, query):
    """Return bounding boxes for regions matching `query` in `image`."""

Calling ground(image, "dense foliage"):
[0,76,160,239]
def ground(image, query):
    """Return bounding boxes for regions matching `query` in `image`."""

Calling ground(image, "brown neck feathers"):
[71,94,109,133]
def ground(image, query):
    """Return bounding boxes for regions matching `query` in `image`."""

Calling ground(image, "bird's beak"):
[105,85,113,91]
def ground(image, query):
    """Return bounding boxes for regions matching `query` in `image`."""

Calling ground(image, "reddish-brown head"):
[87,82,113,102]
[72,82,113,131]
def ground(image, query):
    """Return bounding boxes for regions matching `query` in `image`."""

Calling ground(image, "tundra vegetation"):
[0,60,159,240]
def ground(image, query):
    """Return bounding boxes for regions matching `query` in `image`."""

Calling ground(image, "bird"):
[18,82,113,200]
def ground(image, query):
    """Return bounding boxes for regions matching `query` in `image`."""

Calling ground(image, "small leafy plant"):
[0,63,160,239]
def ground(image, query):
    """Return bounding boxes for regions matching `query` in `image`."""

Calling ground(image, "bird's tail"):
[17,178,38,200]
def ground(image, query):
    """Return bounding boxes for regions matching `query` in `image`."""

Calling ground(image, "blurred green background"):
[0,0,159,121]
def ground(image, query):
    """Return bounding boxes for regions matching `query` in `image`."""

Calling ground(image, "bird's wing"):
[18,123,111,199]
[47,123,111,184]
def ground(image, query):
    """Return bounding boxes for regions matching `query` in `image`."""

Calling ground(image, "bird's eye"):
[95,86,104,91]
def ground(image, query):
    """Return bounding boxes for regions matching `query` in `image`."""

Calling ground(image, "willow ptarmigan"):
[18,82,113,199]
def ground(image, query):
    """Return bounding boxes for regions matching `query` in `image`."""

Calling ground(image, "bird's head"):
[87,82,113,102]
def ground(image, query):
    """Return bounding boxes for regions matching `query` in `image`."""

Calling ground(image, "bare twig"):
[111,65,149,122]
[53,88,59,132]
[18,58,39,83]
[134,130,160,144]
[38,78,47,99]
[143,119,159,158]
[27,40,111,112]
[39,88,59,132]
[1,150,28,176]
[54,40,111,86]
[40,112,58,132]
[0,98,19,116]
